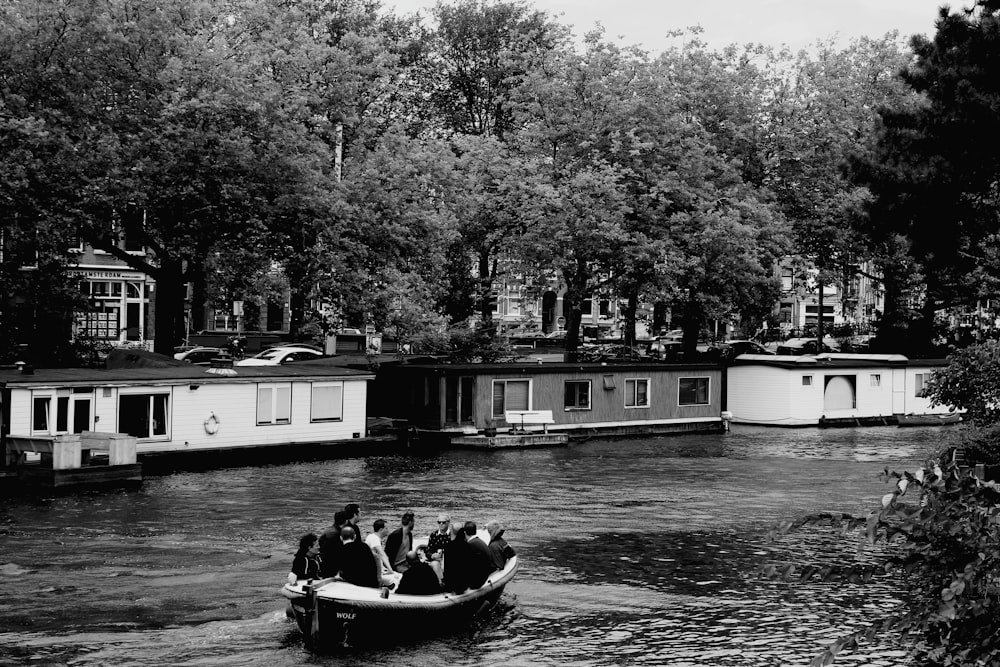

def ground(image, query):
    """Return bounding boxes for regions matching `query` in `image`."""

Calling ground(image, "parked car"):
[173,346,225,365]
[775,337,841,355]
[725,340,775,356]
[236,346,324,366]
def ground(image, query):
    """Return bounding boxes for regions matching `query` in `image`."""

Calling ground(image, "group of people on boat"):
[289,504,515,596]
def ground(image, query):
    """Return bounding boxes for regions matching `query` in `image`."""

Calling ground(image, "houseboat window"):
[564,381,591,410]
[32,396,50,431]
[257,383,292,425]
[56,396,69,431]
[311,382,343,422]
[678,377,710,406]
[445,377,474,424]
[914,373,926,397]
[118,393,169,439]
[625,378,649,408]
[870,374,881,387]
[492,379,529,417]
[802,376,813,386]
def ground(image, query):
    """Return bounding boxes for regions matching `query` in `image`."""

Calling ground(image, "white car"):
[235,346,323,366]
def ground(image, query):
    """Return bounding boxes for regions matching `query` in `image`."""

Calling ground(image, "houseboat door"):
[823,375,856,411]
[444,376,474,425]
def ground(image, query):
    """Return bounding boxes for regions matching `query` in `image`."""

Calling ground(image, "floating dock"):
[3,432,142,494]
[452,433,569,449]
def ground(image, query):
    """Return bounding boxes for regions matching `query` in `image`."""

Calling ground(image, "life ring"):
[204,412,220,435]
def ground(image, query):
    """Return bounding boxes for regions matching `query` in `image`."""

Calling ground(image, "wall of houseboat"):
[4,375,370,454]
[727,355,954,426]
[374,363,723,433]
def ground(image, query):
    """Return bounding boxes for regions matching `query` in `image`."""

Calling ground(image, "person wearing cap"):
[395,547,441,596]
[486,520,515,571]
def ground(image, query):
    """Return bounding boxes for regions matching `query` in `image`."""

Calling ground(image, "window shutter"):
[507,380,529,411]
[257,387,273,424]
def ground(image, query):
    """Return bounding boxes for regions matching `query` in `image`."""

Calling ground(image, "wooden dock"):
[452,433,569,449]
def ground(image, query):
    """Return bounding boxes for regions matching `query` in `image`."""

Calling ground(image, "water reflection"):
[0,425,950,666]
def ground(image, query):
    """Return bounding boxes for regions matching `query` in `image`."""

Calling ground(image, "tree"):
[855,3,1000,353]
[0,0,343,355]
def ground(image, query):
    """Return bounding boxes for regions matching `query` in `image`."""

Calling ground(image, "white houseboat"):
[726,354,958,427]
[0,361,374,464]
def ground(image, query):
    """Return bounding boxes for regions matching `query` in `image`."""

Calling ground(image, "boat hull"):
[283,557,518,649]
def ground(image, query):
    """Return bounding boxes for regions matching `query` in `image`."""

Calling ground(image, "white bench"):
[504,410,555,434]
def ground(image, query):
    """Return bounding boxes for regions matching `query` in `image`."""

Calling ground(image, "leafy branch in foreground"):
[765,458,1000,666]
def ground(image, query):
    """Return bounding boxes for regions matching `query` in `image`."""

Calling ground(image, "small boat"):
[896,413,962,427]
[282,556,519,649]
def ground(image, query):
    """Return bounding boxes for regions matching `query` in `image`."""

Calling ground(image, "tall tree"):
[0,0,342,355]
[856,2,1000,353]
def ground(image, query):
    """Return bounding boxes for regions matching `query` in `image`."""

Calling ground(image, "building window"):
[32,396,51,432]
[625,378,649,408]
[257,383,292,425]
[118,393,169,439]
[493,379,530,417]
[915,373,926,397]
[311,382,343,422]
[802,375,813,386]
[678,377,710,406]
[564,381,591,410]
[871,374,881,387]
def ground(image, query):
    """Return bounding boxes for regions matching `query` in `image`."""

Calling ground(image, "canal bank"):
[0,425,948,666]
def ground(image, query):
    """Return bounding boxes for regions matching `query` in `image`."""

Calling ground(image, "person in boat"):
[287,532,323,584]
[426,513,451,580]
[463,521,494,588]
[318,509,349,578]
[365,518,401,587]
[443,521,489,593]
[486,520,515,571]
[384,511,415,573]
[343,503,361,537]
[395,547,442,596]
[337,525,379,588]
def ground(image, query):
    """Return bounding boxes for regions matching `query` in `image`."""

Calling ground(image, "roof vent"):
[14,361,33,375]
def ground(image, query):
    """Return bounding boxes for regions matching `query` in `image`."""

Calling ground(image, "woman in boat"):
[288,532,323,584]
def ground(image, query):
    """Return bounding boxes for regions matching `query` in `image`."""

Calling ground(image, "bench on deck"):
[504,410,555,434]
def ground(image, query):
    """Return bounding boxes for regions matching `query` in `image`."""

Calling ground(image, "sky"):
[383,0,960,52]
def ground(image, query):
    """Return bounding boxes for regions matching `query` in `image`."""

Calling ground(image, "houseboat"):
[371,361,725,442]
[0,360,375,472]
[725,354,958,427]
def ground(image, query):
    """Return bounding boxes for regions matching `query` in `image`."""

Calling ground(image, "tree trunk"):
[152,257,186,356]
[680,291,703,354]
[477,250,494,334]
[623,287,638,347]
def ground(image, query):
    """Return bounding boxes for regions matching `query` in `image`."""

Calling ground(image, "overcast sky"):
[384,0,961,52]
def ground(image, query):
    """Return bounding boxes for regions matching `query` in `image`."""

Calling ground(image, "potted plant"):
[483,418,497,438]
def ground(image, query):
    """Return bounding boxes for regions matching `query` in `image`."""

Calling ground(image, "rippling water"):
[0,425,951,666]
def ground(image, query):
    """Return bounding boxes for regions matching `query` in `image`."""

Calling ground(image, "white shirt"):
[365,532,392,573]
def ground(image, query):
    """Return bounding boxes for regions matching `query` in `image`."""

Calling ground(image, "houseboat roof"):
[379,361,722,375]
[0,362,374,388]
[731,353,949,370]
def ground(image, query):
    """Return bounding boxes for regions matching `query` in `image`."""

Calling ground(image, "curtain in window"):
[311,384,343,421]
[257,387,273,424]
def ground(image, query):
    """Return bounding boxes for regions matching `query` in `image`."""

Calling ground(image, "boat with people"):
[282,554,519,649]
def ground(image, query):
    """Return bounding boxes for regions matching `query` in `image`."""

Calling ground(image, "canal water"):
[0,425,950,666]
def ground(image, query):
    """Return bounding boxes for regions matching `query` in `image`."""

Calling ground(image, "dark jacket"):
[291,552,323,580]
[383,527,413,572]
[443,537,480,593]
[339,540,379,588]
[488,531,515,571]
[318,528,343,578]
[396,561,442,596]
[466,536,494,586]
